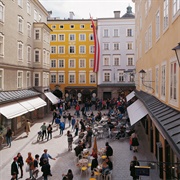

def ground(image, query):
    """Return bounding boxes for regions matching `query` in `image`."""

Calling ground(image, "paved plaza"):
[0,107,160,180]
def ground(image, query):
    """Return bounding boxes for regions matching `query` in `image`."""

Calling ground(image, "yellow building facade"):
[132,0,180,179]
[47,19,97,102]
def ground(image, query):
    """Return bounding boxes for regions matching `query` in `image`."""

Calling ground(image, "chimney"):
[69,11,75,19]
[114,11,121,18]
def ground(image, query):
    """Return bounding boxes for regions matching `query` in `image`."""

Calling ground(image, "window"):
[140,16,142,30]
[59,25,64,28]
[79,34,86,41]
[90,74,96,83]
[173,0,180,16]
[26,71,31,87]
[170,62,177,101]
[70,24,74,28]
[104,43,109,50]
[18,42,23,61]
[59,59,65,68]
[69,59,75,68]
[27,46,31,63]
[79,59,85,68]
[51,74,56,83]
[118,72,124,82]
[69,46,75,53]
[79,46,86,54]
[58,74,64,83]
[0,2,5,22]
[69,34,75,41]
[27,23,31,37]
[27,1,31,15]
[90,46,94,53]
[145,1,148,16]
[103,29,109,37]
[18,16,23,33]
[148,25,152,48]
[127,42,133,50]
[113,43,120,50]
[34,73,40,86]
[51,25,56,29]
[89,59,94,68]
[34,49,40,62]
[104,72,110,82]
[51,34,56,41]
[113,29,119,37]
[39,14,42,22]
[127,29,133,36]
[51,59,56,68]
[163,0,169,30]
[113,56,120,66]
[127,56,134,66]
[79,74,86,83]
[161,65,166,97]
[80,24,85,28]
[0,69,4,90]
[34,29,40,40]
[156,10,160,40]
[34,9,38,21]
[43,50,46,64]
[51,46,56,54]
[155,67,159,94]
[58,46,65,54]
[0,33,4,56]
[69,74,75,83]
[89,34,94,41]
[17,71,23,88]
[145,31,148,52]
[18,0,23,8]
[103,56,110,66]
[59,34,65,41]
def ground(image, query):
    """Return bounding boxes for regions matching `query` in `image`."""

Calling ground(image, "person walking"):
[67,113,72,127]
[25,152,34,179]
[130,156,140,180]
[24,120,31,137]
[11,157,19,180]
[41,123,47,141]
[67,130,73,151]
[75,104,80,118]
[33,154,40,179]
[52,109,57,125]
[47,124,52,141]
[17,152,24,178]
[6,126,13,147]
[41,158,51,180]
[59,121,65,135]
[71,116,76,132]
[131,133,139,152]
[74,120,79,137]
[86,127,93,148]
[63,111,67,125]
[105,142,113,157]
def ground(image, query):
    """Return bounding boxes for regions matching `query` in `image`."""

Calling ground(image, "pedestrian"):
[52,109,57,125]
[105,142,113,157]
[11,172,17,180]
[91,154,98,176]
[24,120,31,137]
[17,152,24,178]
[74,119,79,137]
[130,156,140,180]
[41,159,51,180]
[131,133,139,152]
[41,122,47,141]
[67,113,72,127]
[86,127,93,148]
[63,111,67,125]
[47,124,52,141]
[71,116,76,132]
[79,119,86,131]
[25,152,34,179]
[62,169,73,180]
[6,126,13,147]
[55,116,61,130]
[33,154,40,179]
[75,104,80,118]
[59,121,65,135]
[67,130,73,151]
[11,157,19,180]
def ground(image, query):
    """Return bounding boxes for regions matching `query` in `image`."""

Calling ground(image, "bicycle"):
[37,131,43,142]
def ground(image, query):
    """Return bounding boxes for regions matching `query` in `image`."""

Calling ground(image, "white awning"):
[0,102,28,119]
[44,92,59,105]
[18,100,35,112]
[127,99,148,126]
[126,91,135,102]
[26,97,47,109]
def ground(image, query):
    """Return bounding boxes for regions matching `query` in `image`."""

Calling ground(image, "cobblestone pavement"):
[0,107,160,180]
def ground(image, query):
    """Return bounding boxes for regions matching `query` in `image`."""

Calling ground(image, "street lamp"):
[172,42,180,67]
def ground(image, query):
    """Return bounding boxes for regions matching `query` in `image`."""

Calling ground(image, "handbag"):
[26,165,30,172]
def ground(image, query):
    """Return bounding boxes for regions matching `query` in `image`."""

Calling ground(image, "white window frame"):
[69,73,75,84]
[89,45,94,54]
[17,70,23,88]
[34,9,38,22]
[79,73,86,84]
[51,59,56,68]
[173,0,180,17]
[89,59,94,68]
[58,46,65,54]
[50,73,56,84]
[0,33,4,57]
[0,2,5,23]
[58,34,65,41]
[69,59,75,68]
[58,73,65,83]
[18,0,23,8]
[33,72,40,86]
[51,34,56,41]
[34,28,41,40]
[113,29,119,37]
[79,34,86,41]
[103,29,109,37]
[89,34,94,41]
[69,34,75,41]
[79,59,86,68]
[34,49,40,63]
[18,16,23,33]
[148,25,152,49]
[27,45,31,63]
[0,68,4,90]
[27,23,31,38]
[103,71,111,82]
[103,56,110,66]
[69,45,75,54]
[18,42,23,61]
[127,42,133,50]
[104,43,109,50]
[113,43,120,50]
[156,10,160,40]
[26,71,31,88]
[89,73,96,84]
[163,0,169,30]
[113,55,120,66]
[160,63,166,100]
[118,71,124,82]
[127,55,134,66]
[59,59,65,68]
[127,28,133,37]
[27,1,31,15]
[155,66,159,95]
[79,45,86,54]
[51,46,56,54]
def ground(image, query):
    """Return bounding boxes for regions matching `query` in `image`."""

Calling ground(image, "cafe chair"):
[80,166,88,176]
[94,170,102,180]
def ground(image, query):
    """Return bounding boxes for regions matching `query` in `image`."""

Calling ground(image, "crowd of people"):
[9,95,141,180]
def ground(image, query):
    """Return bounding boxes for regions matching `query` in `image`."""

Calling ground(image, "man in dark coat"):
[105,142,113,157]
[11,157,19,180]
[41,159,51,180]
[130,156,140,180]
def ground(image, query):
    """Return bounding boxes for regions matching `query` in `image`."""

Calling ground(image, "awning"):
[0,102,28,119]
[126,91,135,102]
[26,97,47,109]
[18,100,35,112]
[44,92,59,105]
[127,99,148,126]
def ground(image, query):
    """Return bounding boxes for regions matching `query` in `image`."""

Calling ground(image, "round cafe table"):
[79,158,88,167]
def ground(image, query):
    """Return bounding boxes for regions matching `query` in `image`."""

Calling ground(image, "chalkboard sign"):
[135,166,150,176]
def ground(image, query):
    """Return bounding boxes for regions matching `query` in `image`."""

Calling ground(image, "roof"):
[135,90,180,159]
[121,6,135,19]
[0,90,40,105]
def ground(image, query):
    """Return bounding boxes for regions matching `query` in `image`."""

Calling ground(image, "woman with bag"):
[25,152,34,179]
